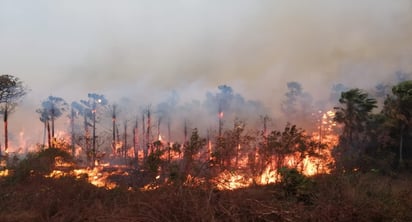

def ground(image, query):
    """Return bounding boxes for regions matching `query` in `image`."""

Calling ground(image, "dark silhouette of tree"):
[383,80,412,166]
[81,93,108,165]
[181,128,206,180]
[71,101,91,159]
[37,96,68,148]
[333,88,377,170]
[281,82,314,126]
[0,75,27,154]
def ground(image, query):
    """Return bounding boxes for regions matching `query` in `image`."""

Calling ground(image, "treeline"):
[1,73,411,178]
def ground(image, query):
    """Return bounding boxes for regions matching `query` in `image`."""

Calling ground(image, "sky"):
[1,1,412,151]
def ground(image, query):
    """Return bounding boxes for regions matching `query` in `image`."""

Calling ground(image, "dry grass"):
[0,172,411,222]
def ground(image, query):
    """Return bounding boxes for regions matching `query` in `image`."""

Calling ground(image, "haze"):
[1,1,412,150]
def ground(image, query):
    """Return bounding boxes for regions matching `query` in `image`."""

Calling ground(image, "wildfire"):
[0,169,9,177]
[0,106,339,192]
[214,171,252,190]
[46,165,119,189]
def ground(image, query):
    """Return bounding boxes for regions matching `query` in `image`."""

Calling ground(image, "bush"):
[278,167,314,204]
[8,147,72,183]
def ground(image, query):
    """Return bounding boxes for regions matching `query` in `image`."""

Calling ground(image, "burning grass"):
[0,171,411,222]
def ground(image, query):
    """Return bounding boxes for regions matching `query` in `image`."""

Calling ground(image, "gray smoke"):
[1,1,412,151]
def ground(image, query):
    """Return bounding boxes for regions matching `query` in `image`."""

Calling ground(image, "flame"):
[218,111,224,119]
[1,108,339,191]
[0,169,9,177]
[214,171,252,190]
[46,167,118,189]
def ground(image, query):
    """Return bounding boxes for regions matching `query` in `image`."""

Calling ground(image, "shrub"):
[8,147,72,183]
[278,167,314,204]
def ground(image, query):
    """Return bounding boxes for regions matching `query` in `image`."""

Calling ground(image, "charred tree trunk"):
[147,108,151,155]
[142,113,147,160]
[47,120,51,148]
[207,129,212,162]
[92,107,96,165]
[3,106,8,153]
[70,108,75,157]
[123,121,127,160]
[133,118,138,164]
[51,107,55,143]
[112,105,116,156]
[116,125,120,155]
[157,116,161,141]
[84,114,90,164]
[184,120,188,144]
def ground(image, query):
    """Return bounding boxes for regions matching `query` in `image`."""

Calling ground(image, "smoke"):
[1,1,412,151]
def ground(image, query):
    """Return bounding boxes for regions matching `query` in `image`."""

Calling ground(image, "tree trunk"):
[92,110,96,165]
[147,109,151,155]
[51,109,55,141]
[84,114,90,164]
[112,106,116,156]
[123,121,127,160]
[399,126,404,166]
[134,118,138,164]
[71,108,75,157]
[142,113,146,160]
[3,107,8,153]
[47,120,51,148]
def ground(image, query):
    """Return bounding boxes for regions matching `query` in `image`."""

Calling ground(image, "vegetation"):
[1,74,412,221]
[0,75,27,153]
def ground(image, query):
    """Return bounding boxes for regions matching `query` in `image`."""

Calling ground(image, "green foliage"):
[260,123,322,172]
[333,88,378,171]
[278,167,314,203]
[145,149,165,173]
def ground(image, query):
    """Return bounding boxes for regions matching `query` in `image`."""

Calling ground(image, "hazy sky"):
[1,1,412,149]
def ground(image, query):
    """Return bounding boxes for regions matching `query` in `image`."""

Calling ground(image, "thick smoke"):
[1,1,412,151]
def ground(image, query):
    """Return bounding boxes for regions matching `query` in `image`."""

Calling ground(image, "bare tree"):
[0,75,27,154]
[81,93,108,164]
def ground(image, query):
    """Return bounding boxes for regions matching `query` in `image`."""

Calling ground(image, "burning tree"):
[0,75,27,154]
[81,93,108,165]
[71,101,91,159]
[36,96,68,148]
[181,128,206,181]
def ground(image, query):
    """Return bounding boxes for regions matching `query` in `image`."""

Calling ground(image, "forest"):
[0,73,411,221]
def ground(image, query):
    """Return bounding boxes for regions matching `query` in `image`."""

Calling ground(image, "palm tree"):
[333,88,377,170]
[334,89,377,144]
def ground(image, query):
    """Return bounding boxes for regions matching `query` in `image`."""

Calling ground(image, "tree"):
[333,88,377,170]
[37,96,68,148]
[71,101,91,160]
[181,128,206,179]
[0,75,27,154]
[81,93,108,165]
[383,80,412,166]
[281,82,314,127]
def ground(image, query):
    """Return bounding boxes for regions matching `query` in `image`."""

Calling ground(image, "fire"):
[46,164,118,189]
[218,111,224,119]
[214,171,252,190]
[0,169,9,177]
[0,107,339,191]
